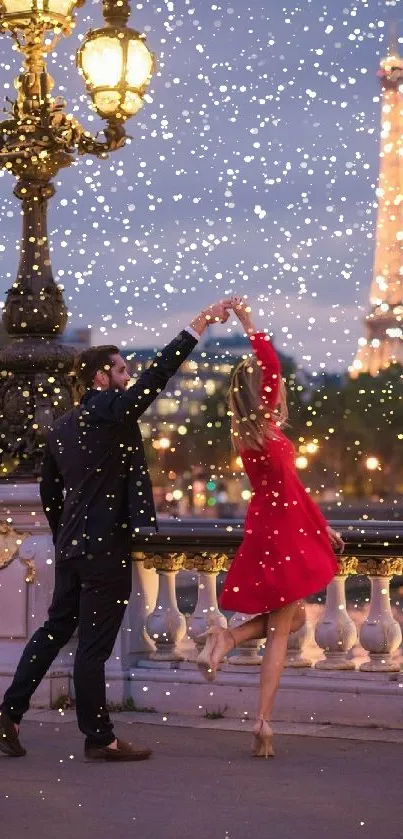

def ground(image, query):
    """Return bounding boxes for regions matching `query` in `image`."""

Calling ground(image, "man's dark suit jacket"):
[39,329,197,561]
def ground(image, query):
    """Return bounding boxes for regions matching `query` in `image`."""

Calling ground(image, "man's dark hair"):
[74,345,120,389]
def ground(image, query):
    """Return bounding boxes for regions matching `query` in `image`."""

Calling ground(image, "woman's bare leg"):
[290,600,306,634]
[210,614,268,667]
[210,601,305,669]
[256,602,298,721]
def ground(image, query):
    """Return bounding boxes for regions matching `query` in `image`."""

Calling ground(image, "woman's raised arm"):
[249,332,281,410]
[230,295,281,411]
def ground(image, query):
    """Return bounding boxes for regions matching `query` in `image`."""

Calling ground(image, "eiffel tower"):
[350,37,403,377]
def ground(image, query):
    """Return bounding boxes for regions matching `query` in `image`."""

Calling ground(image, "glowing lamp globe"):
[0,0,81,31]
[77,27,154,121]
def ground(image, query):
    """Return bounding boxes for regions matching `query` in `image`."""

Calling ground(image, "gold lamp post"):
[0,0,155,476]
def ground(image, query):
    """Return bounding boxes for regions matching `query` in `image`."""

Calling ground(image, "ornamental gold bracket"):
[0,522,35,581]
[0,68,127,182]
[0,522,25,570]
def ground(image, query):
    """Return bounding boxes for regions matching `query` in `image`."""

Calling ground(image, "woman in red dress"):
[197,296,343,757]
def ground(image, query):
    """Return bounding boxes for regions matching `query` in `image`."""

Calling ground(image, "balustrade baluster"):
[315,558,358,670]
[186,553,227,653]
[359,559,403,672]
[286,606,315,668]
[145,553,187,661]
[226,613,263,666]
[127,555,158,660]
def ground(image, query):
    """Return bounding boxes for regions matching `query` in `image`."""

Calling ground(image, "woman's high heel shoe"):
[196,626,222,682]
[252,719,275,758]
[196,626,236,682]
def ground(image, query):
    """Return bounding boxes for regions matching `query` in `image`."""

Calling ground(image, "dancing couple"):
[0,296,342,761]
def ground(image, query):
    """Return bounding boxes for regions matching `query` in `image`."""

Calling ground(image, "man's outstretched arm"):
[86,301,231,425]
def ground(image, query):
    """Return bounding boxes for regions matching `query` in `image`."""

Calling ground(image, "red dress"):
[220,332,338,614]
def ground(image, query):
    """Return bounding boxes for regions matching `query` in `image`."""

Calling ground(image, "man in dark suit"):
[0,300,231,761]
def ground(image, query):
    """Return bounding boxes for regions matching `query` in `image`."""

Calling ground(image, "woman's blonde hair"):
[228,356,288,451]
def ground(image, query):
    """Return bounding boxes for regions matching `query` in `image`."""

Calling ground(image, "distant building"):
[60,327,91,350]
[122,336,247,437]
[122,331,295,437]
[123,333,253,515]
[203,332,251,356]
[351,38,403,376]
[0,323,91,351]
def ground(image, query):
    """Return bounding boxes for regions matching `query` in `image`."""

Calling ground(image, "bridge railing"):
[130,519,403,673]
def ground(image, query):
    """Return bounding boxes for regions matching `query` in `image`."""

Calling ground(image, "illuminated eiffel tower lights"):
[350,38,403,377]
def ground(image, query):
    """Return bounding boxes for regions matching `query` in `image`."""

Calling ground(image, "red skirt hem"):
[219,567,335,615]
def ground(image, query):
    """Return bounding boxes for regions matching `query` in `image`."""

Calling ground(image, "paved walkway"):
[1,717,402,839]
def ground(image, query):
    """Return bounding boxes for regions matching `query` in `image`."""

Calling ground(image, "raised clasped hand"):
[203,299,232,325]
[229,295,254,331]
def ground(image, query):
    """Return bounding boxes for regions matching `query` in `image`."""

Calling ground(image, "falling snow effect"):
[0,7,403,831]
[0,0,398,372]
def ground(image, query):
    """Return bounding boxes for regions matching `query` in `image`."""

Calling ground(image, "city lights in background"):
[366,456,380,471]
[206,480,217,507]
[298,440,319,455]
[296,455,309,470]
[152,436,171,450]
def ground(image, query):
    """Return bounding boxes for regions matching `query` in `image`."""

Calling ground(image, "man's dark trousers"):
[1,542,132,747]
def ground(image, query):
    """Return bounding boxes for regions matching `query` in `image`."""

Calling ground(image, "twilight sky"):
[0,0,400,371]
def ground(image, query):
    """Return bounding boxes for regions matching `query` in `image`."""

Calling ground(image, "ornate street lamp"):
[77,2,155,122]
[0,0,155,476]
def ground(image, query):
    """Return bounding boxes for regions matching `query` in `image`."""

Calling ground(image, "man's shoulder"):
[77,390,141,436]
[49,406,79,437]
[80,388,125,415]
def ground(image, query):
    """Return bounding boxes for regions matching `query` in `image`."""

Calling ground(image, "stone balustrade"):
[130,520,403,675]
[2,484,403,728]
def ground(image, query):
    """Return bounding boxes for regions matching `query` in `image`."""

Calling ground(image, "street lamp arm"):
[0,105,127,170]
[33,104,128,157]
[76,120,128,156]
[0,147,34,163]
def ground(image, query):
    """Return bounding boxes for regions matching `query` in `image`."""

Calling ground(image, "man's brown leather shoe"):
[0,709,26,757]
[84,738,152,761]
